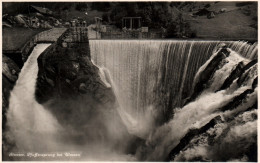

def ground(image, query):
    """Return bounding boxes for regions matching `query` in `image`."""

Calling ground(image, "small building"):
[64,22,71,28]
[122,17,142,30]
[141,27,149,33]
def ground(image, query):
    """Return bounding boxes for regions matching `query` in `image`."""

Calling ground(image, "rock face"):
[2,54,21,161]
[35,29,133,150]
[36,37,116,108]
[132,45,257,161]
[2,54,20,128]
[166,46,257,162]
[185,46,229,104]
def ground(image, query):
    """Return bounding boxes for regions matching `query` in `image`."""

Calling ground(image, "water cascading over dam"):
[5,39,257,161]
[89,40,257,125]
[90,40,257,161]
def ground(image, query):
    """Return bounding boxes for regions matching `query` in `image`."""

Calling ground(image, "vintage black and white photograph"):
[2,1,258,161]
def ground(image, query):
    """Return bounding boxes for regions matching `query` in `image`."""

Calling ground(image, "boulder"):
[185,46,229,104]
[79,83,87,93]
[45,76,55,87]
[167,116,222,161]
[3,21,12,28]
[2,63,17,82]
[14,14,28,27]
[2,55,20,82]
[220,8,226,13]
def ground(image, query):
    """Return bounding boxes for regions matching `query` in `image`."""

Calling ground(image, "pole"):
[130,18,132,30]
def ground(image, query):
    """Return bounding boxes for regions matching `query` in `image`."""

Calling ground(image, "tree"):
[165,13,197,38]
[91,2,111,11]
[102,13,110,24]
[75,3,88,11]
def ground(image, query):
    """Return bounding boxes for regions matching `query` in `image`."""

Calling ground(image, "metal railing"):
[100,31,164,39]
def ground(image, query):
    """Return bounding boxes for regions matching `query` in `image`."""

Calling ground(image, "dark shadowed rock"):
[218,61,244,91]
[2,54,21,130]
[33,29,142,155]
[167,45,258,162]
[219,59,257,91]
[45,76,55,87]
[237,62,257,87]
[2,63,18,82]
[252,77,257,89]
[35,29,122,133]
[185,47,229,104]
[79,83,87,93]
[2,55,20,83]
[2,54,21,161]
[218,89,255,112]
[207,11,215,19]
[167,116,223,161]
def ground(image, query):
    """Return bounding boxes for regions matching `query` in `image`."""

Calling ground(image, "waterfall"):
[6,44,63,153]
[5,40,257,161]
[142,47,257,161]
[89,40,257,123]
[90,41,257,161]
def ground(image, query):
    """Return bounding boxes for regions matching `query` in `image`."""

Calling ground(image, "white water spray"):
[6,44,138,161]
[5,40,257,161]
[6,44,63,153]
[89,40,257,161]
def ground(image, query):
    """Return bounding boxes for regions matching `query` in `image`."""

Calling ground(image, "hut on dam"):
[122,17,142,30]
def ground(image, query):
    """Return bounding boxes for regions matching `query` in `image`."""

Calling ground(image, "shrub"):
[91,2,110,11]
[102,13,110,24]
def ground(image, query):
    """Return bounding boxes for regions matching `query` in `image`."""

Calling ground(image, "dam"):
[89,40,257,122]
[4,37,258,161]
[2,1,258,161]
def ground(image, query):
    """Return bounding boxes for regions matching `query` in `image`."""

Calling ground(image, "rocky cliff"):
[2,54,21,161]
[2,54,21,130]
[166,46,257,161]
[34,29,138,152]
[35,28,116,110]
